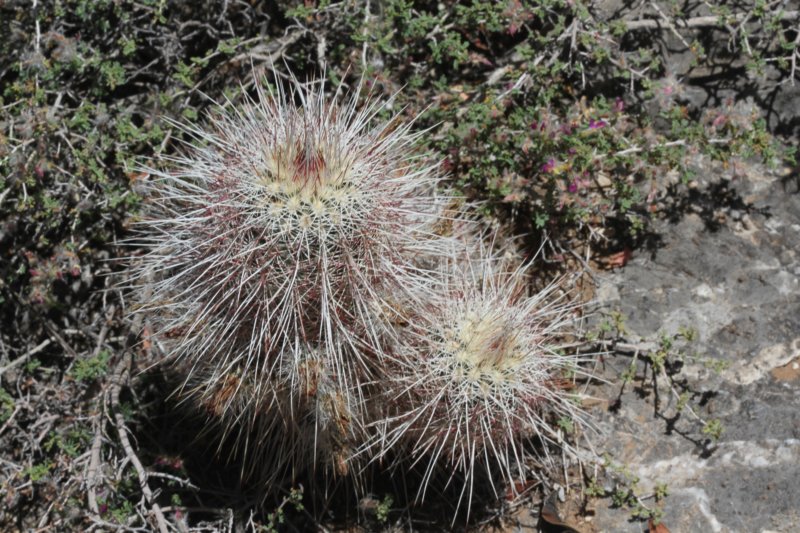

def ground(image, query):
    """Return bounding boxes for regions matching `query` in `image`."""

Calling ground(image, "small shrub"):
[69,349,111,382]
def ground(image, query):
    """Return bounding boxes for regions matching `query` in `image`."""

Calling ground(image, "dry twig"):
[110,357,169,533]
[624,9,799,30]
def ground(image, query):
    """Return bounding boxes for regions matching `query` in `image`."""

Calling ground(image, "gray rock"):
[589,161,800,532]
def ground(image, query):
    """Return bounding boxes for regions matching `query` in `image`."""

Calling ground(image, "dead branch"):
[85,305,116,517]
[624,9,799,30]
[86,414,105,516]
[0,339,52,376]
[110,357,169,533]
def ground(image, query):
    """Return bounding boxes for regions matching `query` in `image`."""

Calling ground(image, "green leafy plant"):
[599,456,667,523]
[0,388,14,423]
[25,462,53,483]
[375,494,393,524]
[263,487,306,532]
[69,350,111,382]
[596,314,727,454]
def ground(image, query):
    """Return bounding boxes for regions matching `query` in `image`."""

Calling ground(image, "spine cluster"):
[130,76,591,507]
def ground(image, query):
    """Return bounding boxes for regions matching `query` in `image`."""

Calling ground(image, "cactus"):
[129,73,593,512]
[370,245,593,512]
[128,76,452,483]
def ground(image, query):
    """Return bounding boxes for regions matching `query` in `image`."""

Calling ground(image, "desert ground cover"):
[1,1,798,531]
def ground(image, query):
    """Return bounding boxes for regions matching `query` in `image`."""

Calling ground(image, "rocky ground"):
[583,162,800,532]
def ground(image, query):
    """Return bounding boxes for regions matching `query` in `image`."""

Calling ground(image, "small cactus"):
[372,246,592,510]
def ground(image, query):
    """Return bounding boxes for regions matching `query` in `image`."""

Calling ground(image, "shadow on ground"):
[129,369,525,532]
